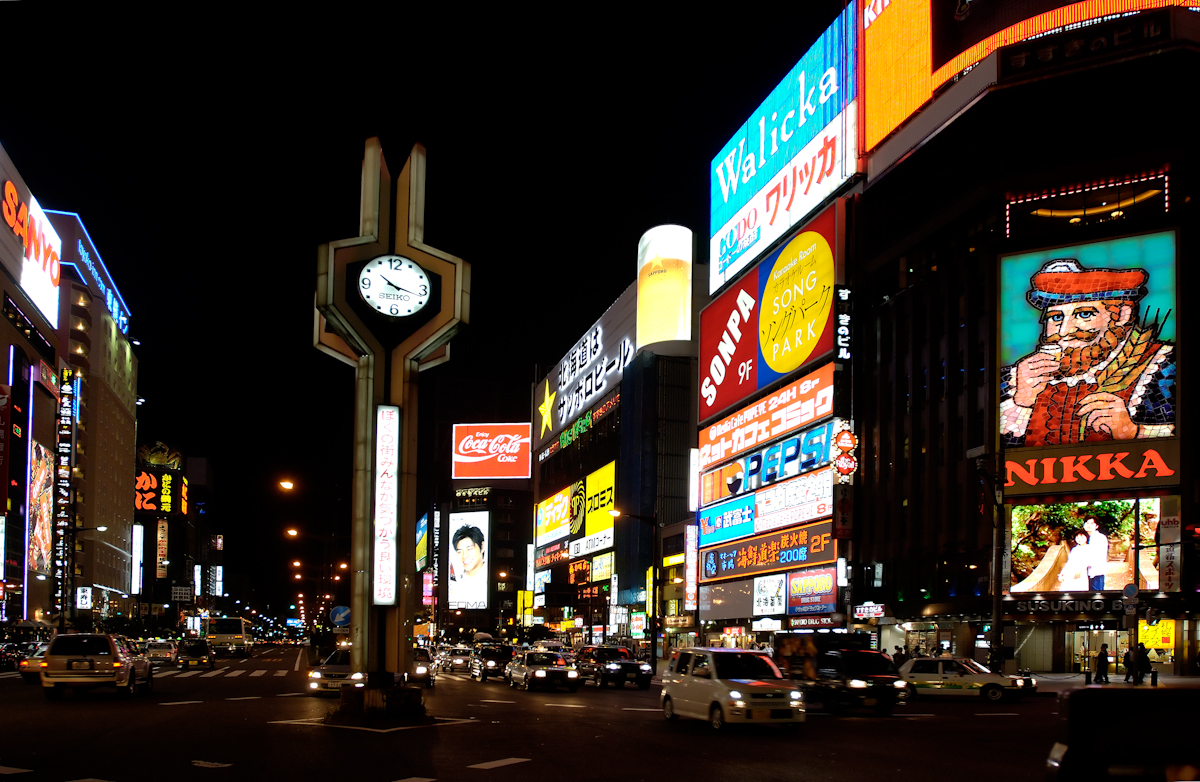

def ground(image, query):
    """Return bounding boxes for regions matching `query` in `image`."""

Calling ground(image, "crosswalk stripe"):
[176,671,201,678]
[201,668,228,678]
[154,670,179,678]
[0,672,21,679]
[226,670,245,678]
[249,670,267,677]
[273,670,287,677]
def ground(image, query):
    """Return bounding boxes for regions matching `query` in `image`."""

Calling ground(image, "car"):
[177,639,217,670]
[404,647,437,688]
[17,645,48,684]
[145,641,178,666]
[660,647,805,730]
[898,656,1036,701]
[800,649,907,716]
[575,645,653,689]
[40,634,153,700]
[439,647,473,673]
[469,645,515,682]
[505,651,580,691]
[308,650,365,695]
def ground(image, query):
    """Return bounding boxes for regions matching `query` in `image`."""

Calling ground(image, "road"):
[0,646,1059,781]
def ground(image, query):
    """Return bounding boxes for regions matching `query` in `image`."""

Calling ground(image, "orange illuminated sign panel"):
[452,422,531,480]
[1003,439,1180,497]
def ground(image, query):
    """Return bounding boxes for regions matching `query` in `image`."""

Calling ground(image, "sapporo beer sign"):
[451,423,531,480]
[1004,439,1179,497]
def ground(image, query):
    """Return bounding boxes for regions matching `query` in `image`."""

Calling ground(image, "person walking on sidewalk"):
[1123,648,1134,682]
[1095,643,1110,684]
[1135,643,1151,685]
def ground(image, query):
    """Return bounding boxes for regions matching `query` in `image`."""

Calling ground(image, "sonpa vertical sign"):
[373,405,400,605]
[709,2,857,294]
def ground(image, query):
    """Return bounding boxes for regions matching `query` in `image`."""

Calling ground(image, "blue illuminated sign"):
[699,494,756,548]
[44,211,131,334]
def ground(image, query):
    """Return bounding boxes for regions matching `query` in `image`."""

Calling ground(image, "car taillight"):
[113,661,122,667]
[39,662,47,668]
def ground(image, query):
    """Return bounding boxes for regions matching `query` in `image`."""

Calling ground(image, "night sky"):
[1,6,847,613]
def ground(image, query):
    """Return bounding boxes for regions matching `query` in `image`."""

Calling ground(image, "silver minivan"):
[660,647,805,730]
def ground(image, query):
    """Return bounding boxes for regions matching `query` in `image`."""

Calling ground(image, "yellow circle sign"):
[759,230,835,373]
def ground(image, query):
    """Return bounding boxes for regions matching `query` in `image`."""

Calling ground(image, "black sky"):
[1,6,847,611]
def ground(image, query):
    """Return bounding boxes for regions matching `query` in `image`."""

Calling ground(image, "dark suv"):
[801,649,906,716]
[576,645,653,689]
[469,645,515,682]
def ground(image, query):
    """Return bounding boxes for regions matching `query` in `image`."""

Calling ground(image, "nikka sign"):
[1003,439,1180,498]
[452,423,532,480]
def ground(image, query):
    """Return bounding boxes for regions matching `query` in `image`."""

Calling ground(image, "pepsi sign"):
[700,419,835,507]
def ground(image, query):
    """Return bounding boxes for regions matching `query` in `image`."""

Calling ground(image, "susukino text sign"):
[709,2,857,294]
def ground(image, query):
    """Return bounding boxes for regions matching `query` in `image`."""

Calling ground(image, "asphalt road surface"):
[0,646,1059,781]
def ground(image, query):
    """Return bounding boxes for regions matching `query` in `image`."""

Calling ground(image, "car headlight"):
[416,666,428,675]
[535,669,547,678]
[791,690,802,700]
[607,663,620,670]
[640,664,652,672]
[568,671,578,678]
[728,690,742,700]
[487,660,496,667]
[893,680,908,689]
[1031,679,1037,687]
[454,659,463,664]
[350,672,364,680]
[1015,678,1024,687]
[309,671,321,679]
[848,679,868,689]
[309,681,319,689]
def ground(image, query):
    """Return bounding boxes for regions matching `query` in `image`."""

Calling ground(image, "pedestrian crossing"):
[0,671,23,680]
[151,668,293,680]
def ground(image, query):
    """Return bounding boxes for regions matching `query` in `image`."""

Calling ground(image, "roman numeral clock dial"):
[358,255,432,317]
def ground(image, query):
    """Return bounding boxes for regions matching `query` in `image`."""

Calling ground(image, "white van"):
[660,647,805,730]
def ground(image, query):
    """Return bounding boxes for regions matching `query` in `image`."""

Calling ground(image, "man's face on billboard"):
[456,536,482,574]
[1042,302,1113,349]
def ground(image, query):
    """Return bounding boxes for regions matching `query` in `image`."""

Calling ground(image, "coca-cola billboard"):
[452,423,532,480]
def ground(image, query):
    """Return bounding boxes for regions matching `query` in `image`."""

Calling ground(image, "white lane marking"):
[276,692,307,697]
[0,672,21,679]
[479,699,515,704]
[542,704,586,708]
[64,778,114,781]
[176,671,202,678]
[201,668,229,678]
[468,758,530,770]
[622,708,660,712]
[270,716,475,733]
[160,700,204,706]
[192,761,232,768]
[903,713,935,717]
[274,670,288,677]
[226,670,245,678]
[0,765,33,774]
[294,650,303,672]
[976,713,1019,716]
[226,696,261,701]
[249,670,267,677]
[154,670,178,678]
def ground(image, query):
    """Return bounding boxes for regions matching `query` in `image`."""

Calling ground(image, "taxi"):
[898,656,1035,701]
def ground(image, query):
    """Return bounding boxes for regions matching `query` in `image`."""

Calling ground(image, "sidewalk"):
[1028,671,1200,694]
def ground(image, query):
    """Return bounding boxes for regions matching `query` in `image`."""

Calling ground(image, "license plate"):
[626,673,637,679]
[71,661,92,670]
[863,698,877,706]
[189,661,199,666]
[751,709,770,719]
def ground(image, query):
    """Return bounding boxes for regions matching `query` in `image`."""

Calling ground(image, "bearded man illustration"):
[1000,259,1175,446]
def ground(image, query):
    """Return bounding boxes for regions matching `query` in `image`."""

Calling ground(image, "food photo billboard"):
[699,204,841,422]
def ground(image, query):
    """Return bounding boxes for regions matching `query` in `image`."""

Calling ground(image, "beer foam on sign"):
[636,225,693,349]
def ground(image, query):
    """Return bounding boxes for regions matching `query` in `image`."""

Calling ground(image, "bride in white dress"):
[1057,531,1091,591]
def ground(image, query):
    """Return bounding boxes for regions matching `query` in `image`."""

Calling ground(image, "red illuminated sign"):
[452,423,531,480]
[699,268,760,418]
[1003,439,1180,497]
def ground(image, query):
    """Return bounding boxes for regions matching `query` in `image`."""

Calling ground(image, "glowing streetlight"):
[292,561,301,567]
[280,480,295,490]
[286,529,298,537]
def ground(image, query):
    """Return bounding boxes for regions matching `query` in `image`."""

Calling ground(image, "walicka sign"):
[1003,438,1179,497]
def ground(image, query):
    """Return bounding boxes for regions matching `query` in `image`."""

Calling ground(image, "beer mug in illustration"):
[636,225,693,348]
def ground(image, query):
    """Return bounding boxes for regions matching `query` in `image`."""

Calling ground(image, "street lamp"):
[609,509,661,677]
[280,481,295,491]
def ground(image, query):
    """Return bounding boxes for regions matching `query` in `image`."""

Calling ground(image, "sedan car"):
[17,645,48,684]
[898,657,1036,701]
[505,651,580,692]
[576,645,653,689]
[469,645,515,682]
[308,650,366,695]
[439,647,474,673]
[40,634,152,699]
[145,641,178,666]
[802,649,907,716]
[177,639,217,670]
[404,647,437,688]
[660,648,805,730]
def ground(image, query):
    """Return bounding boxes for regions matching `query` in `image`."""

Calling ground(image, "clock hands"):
[379,273,418,296]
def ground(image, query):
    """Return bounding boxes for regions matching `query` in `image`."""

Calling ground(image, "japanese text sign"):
[788,566,837,615]
[699,519,834,583]
[373,405,400,605]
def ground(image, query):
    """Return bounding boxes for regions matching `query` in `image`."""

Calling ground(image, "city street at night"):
[1,647,1061,782]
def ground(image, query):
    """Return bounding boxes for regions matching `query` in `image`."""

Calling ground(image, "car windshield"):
[526,653,564,666]
[960,659,992,674]
[148,643,173,650]
[413,648,432,662]
[593,648,630,661]
[450,649,471,656]
[714,653,781,680]
[322,651,351,666]
[480,647,513,660]
[843,651,898,676]
[180,642,209,655]
[50,636,112,656]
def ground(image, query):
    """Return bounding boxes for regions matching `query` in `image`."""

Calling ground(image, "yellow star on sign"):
[538,380,556,437]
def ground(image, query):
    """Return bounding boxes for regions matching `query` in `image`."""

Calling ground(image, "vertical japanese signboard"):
[130,523,144,595]
[684,524,699,611]
[54,368,75,613]
[0,384,9,510]
[373,405,400,605]
[156,519,168,579]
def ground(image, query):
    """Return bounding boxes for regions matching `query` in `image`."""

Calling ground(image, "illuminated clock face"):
[358,256,431,317]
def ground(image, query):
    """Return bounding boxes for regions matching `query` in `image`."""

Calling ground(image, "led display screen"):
[700,419,836,507]
[27,440,53,573]
[1000,232,1175,466]
[416,513,429,572]
[709,3,857,294]
[448,510,489,610]
[1009,495,1179,593]
[637,225,693,348]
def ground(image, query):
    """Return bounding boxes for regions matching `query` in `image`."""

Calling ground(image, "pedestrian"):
[1136,643,1151,685]
[1095,643,1110,684]
[893,645,909,668]
[1123,648,1133,682]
